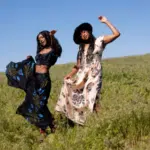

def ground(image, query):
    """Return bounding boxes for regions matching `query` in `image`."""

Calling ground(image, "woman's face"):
[38,34,47,46]
[80,30,90,40]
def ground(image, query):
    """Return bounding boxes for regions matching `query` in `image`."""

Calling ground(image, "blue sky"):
[0,0,150,71]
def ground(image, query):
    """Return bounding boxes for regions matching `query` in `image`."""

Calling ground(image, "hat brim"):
[73,23,93,44]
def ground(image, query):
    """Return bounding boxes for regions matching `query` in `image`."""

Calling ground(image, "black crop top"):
[35,50,58,67]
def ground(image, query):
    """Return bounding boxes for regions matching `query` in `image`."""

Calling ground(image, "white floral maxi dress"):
[55,36,105,125]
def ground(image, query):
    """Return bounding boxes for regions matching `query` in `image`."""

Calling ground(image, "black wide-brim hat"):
[73,22,93,44]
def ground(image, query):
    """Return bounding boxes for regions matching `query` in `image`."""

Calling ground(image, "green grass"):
[0,54,150,150]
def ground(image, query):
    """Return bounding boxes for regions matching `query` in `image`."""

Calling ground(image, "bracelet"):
[73,65,79,70]
[83,77,88,82]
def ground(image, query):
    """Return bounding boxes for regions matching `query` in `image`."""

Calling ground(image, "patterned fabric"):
[5,57,54,129]
[55,36,104,125]
[6,57,35,91]
[35,50,58,67]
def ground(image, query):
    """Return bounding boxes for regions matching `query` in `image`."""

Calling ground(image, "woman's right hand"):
[64,74,72,80]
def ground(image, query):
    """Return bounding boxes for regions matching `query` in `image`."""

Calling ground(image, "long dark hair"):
[36,30,62,57]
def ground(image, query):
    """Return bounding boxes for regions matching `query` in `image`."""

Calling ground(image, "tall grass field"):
[0,54,150,150]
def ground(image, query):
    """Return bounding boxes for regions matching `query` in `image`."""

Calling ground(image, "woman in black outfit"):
[5,30,62,140]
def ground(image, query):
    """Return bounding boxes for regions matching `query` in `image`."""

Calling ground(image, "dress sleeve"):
[93,36,105,54]
[49,53,58,66]
[73,50,82,70]
[76,49,82,61]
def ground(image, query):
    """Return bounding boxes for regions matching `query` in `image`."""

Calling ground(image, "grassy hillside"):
[0,54,150,150]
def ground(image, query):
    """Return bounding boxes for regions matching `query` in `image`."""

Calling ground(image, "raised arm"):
[98,16,120,45]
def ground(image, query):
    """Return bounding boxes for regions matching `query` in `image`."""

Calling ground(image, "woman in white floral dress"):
[55,16,121,125]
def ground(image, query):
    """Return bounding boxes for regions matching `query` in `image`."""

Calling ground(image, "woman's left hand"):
[98,16,120,44]
[98,16,108,23]
[50,30,57,35]
[26,55,32,59]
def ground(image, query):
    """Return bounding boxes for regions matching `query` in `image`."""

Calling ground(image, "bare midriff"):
[35,65,49,73]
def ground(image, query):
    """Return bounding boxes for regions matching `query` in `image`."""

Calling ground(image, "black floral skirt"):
[5,57,54,129]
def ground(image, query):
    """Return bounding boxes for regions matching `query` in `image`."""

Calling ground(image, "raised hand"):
[98,16,108,23]
[26,55,32,59]
[50,30,57,35]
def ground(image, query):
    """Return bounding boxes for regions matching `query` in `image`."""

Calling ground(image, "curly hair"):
[36,30,62,57]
